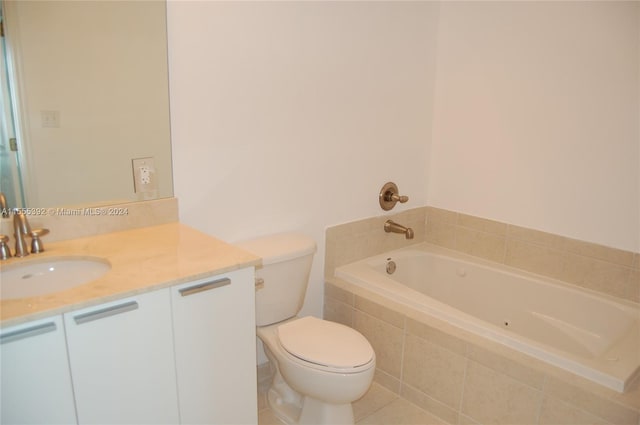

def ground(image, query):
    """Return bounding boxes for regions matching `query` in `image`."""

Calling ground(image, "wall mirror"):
[0,0,173,210]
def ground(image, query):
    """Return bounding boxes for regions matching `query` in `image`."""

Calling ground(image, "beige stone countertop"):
[0,223,261,327]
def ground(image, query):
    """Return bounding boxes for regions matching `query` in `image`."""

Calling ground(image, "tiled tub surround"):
[324,208,640,424]
[326,207,639,304]
[335,244,639,393]
[324,282,640,425]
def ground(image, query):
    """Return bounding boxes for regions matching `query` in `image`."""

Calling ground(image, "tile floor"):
[258,382,447,425]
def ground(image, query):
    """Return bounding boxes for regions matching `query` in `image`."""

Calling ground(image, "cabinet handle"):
[1,322,57,344]
[179,278,231,297]
[73,300,139,325]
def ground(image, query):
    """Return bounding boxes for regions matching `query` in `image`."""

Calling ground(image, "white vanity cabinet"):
[63,289,179,424]
[1,267,257,425]
[0,316,77,424]
[171,268,257,425]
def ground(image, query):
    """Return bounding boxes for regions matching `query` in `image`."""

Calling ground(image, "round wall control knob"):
[379,182,409,211]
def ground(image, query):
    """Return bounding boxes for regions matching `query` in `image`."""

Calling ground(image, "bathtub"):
[334,243,640,393]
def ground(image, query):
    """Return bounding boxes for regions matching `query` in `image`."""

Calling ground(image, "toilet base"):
[266,367,302,424]
[267,379,355,425]
[298,398,354,425]
[264,357,357,425]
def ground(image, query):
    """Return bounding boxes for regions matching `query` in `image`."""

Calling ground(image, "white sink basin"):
[0,256,111,300]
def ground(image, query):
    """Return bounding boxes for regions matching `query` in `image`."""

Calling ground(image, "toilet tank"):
[237,233,317,326]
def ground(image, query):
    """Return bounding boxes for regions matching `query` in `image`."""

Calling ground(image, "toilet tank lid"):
[236,233,317,265]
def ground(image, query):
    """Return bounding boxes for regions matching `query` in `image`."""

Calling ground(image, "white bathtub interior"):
[335,243,640,393]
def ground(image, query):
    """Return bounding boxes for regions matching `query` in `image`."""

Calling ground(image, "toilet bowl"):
[258,316,375,425]
[236,233,376,425]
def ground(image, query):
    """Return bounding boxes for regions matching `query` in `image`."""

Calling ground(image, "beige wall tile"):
[562,253,632,299]
[334,233,375,267]
[544,377,640,425]
[457,213,507,236]
[427,207,458,224]
[456,226,506,263]
[403,334,466,409]
[564,238,635,267]
[538,396,609,425]
[461,361,542,425]
[325,281,354,305]
[615,374,640,411]
[466,345,545,390]
[406,318,467,356]
[323,297,353,327]
[353,311,405,379]
[355,296,405,329]
[425,207,458,249]
[425,219,457,249]
[507,225,566,249]
[458,414,481,425]
[504,239,566,280]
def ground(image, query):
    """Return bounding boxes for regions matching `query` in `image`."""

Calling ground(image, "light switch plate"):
[41,110,60,128]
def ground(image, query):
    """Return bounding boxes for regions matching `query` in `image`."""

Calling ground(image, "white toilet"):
[238,233,375,425]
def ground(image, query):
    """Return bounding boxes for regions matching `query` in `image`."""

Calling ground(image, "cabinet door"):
[64,289,178,424]
[172,268,257,424]
[0,315,77,425]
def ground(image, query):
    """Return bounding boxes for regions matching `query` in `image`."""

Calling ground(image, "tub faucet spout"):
[384,220,414,240]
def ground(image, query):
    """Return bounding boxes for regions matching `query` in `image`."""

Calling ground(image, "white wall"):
[169,1,639,330]
[428,1,639,252]
[168,1,439,318]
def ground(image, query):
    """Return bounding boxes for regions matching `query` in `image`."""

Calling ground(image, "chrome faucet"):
[13,210,32,257]
[384,219,414,240]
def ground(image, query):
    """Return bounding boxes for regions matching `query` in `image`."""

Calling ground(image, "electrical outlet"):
[139,166,151,184]
[132,157,157,193]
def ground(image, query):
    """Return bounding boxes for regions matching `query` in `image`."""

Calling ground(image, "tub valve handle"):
[379,182,409,211]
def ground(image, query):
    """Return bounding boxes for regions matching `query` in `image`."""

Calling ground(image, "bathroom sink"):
[0,256,111,300]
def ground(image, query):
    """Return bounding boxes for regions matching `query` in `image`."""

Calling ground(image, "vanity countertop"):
[0,223,261,327]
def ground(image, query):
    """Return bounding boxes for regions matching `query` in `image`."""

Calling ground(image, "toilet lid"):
[277,316,374,369]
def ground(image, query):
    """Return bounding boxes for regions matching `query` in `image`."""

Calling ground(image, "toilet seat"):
[277,316,374,373]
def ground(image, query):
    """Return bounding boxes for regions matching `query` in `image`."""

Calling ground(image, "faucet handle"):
[390,194,409,203]
[30,228,50,254]
[0,234,11,259]
[379,182,410,211]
